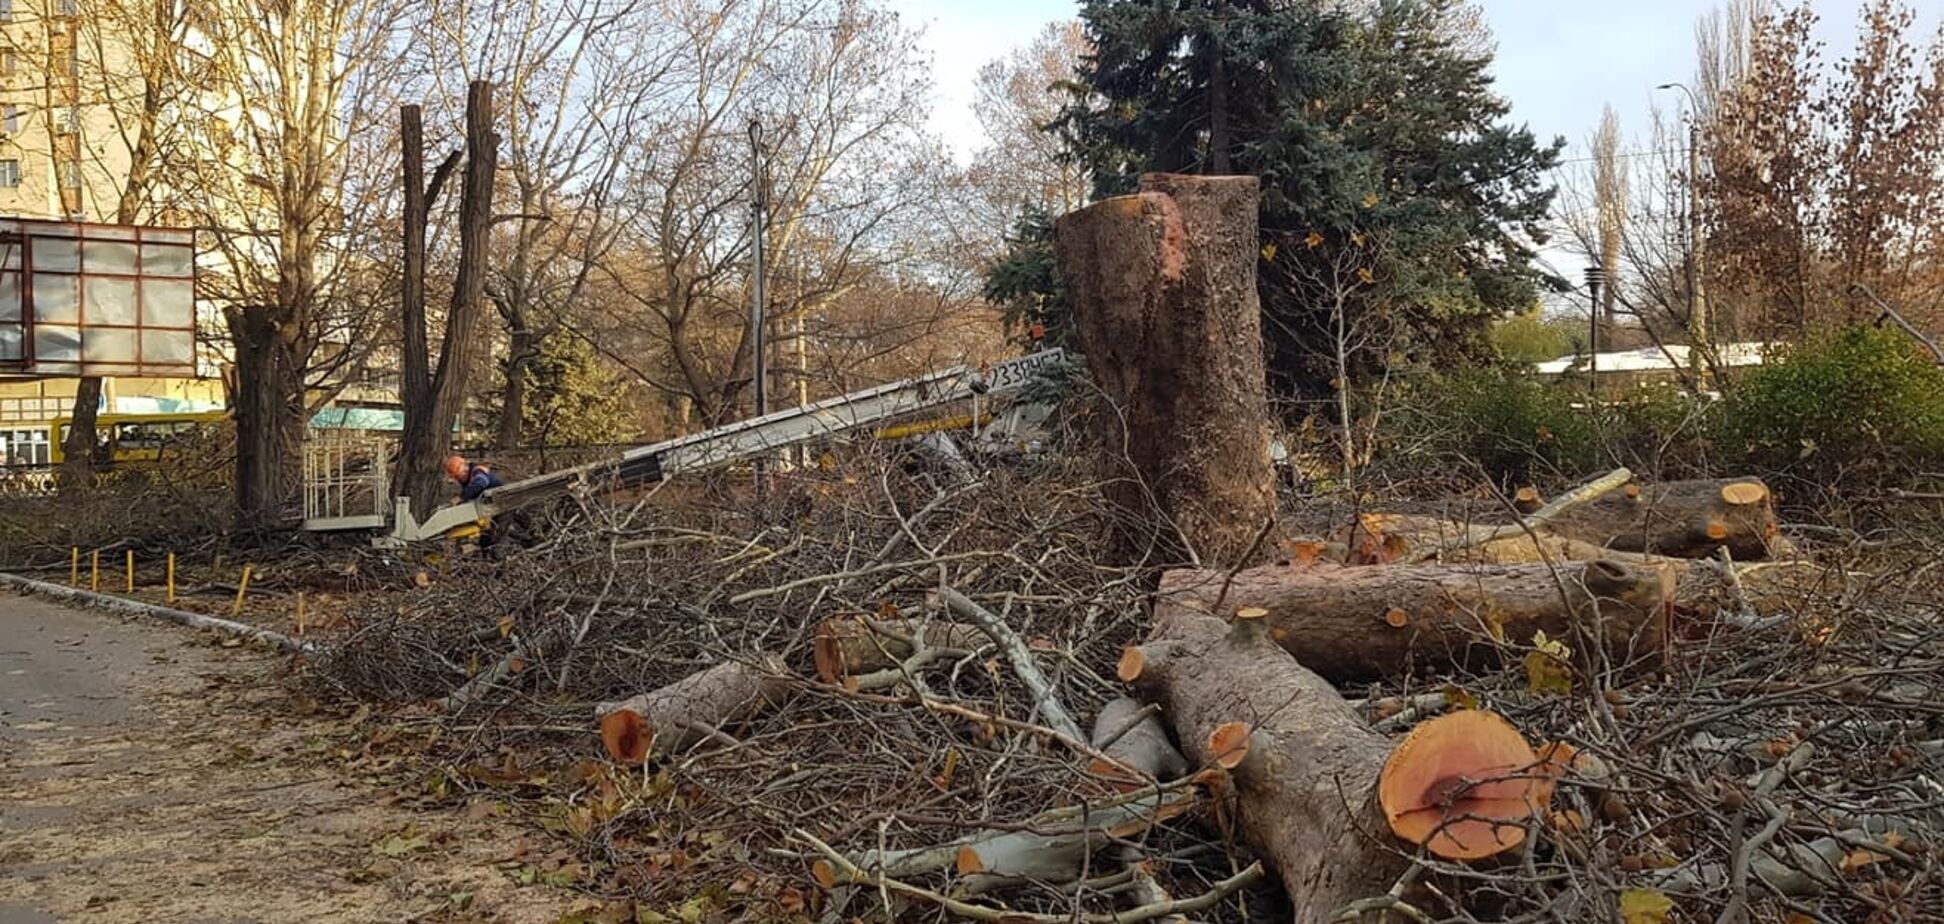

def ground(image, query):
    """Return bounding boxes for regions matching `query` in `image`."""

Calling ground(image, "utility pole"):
[748,118,769,421]
[1658,82,1709,384]
[749,118,770,492]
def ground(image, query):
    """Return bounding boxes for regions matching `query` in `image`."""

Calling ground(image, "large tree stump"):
[1121,609,1405,920]
[1538,477,1786,560]
[1156,560,1673,683]
[1054,173,1276,566]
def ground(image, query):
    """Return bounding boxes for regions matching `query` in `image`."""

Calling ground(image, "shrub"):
[1383,371,1600,488]
[1718,326,1944,490]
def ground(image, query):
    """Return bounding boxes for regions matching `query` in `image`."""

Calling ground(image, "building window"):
[0,160,19,188]
[58,161,79,188]
[2,105,16,134]
[55,107,76,133]
[0,1,12,24]
[2,50,14,76]
[57,0,77,17]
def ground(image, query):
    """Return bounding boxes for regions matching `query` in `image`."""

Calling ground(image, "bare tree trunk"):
[232,308,304,530]
[58,377,104,486]
[397,82,497,518]
[496,325,533,450]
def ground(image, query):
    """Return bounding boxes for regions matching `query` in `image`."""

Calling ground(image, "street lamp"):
[1584,264,1606,398]
[1656,82,1710,382]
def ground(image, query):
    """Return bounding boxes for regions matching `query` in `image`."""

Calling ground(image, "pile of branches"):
[306,448,1265,918]
[302,454,1944,923]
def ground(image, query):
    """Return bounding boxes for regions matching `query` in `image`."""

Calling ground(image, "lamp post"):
[1656,82,1709,383]
[1585,264,1606,399]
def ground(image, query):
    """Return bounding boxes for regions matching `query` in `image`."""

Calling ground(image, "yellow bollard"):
[231,565,253,616]
[295,591,307,636]
[166,552,176,605]
[70,547,79,586]
[125,550,134,594]
[90,550,100,592]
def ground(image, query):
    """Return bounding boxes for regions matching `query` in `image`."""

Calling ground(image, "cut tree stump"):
[1538,477,1787,560]
[597,655,790,762]
[1156,560,1673,683]
[1054,173,1276,566]
[1121,608,1404,920]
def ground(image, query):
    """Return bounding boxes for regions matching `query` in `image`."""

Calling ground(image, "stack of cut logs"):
[591,470,1807,920]
[1125,470,1803,916]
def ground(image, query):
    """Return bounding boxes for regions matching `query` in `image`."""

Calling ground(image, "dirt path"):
[0,593,572,923]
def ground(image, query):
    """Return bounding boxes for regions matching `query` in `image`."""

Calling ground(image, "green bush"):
[1385,371,1600,488]
[1490,311,1586,364]
[1719,326,1944,488]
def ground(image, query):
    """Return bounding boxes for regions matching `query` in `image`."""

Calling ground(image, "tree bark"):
[811,616,986,683]
[398,82,498,518]
[1155,559,1673,684]
[597,655,790,763]
[231,306,305,530]
[1123,610,1405,920]
[57,376,104,485]
[1538,477,1786,560]
[1054,173,1276,567]
[1088,696,1188,785]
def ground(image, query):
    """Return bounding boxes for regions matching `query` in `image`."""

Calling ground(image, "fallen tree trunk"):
[1538,477,1786,559]
[1335,513,1660,566]
[597,655,790,763]
[1156,560,1673,683]
[1327,514,1822,620]
[1120,609,1405,920]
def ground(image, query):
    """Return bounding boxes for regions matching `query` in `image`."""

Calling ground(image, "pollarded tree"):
[1060,0,1561,397]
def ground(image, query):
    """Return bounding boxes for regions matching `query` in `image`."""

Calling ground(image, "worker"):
[445,454,502,503]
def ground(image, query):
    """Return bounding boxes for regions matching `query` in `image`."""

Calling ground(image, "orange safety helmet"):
[443,454,469,481]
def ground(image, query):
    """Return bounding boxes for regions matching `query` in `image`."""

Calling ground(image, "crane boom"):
[377,349,1064,546]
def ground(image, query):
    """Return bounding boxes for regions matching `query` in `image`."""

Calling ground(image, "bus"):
[49,411,230,466]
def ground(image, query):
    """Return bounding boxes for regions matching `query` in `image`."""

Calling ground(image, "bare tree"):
[396,82,496,518]
[1590,106,1627,331]
[966,21,1091,224]
[590,0,940,427]
[185,0,407,528]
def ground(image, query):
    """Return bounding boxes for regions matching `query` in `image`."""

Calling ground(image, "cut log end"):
[1720,482,1769,506]
[810,859,837,890]
[1704,519,1731,540]
[954,844,985,875]
[1208,721,1251,770]
[812,622,848,684]
[1384,607,1410,628]
[1115,647,1146,683]
[1514,487,1543,514]
[599,708,652,764]
[1379,710,1547,861]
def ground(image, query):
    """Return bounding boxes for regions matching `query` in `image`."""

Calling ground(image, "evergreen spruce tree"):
[1053,0,1563,394]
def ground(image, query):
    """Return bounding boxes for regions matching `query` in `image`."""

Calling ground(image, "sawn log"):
[1537,477,1787,559]
[1156,559,1673,683]
[598,655,790,763]
[1121,609,1405,920]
